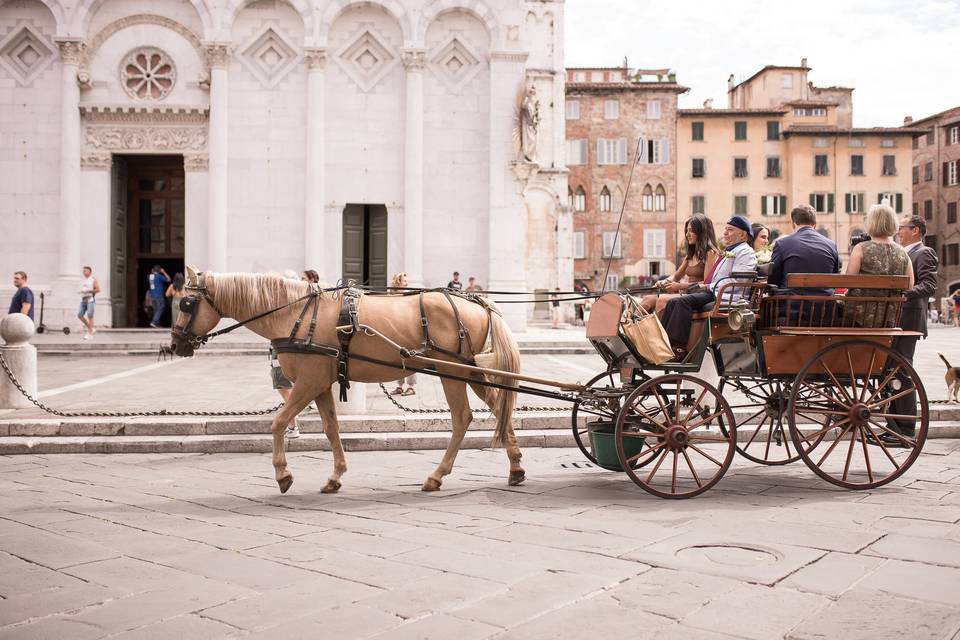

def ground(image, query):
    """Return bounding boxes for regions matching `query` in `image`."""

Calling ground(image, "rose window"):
[120,48,176,100]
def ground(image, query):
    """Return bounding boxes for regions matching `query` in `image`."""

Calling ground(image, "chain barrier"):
[376,383,570,414]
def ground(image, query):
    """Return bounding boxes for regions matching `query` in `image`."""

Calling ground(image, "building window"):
[602,231,622,258]
[912,165,920,184]
[948,160,959,186]
[648,261,661,277]
[644,139,669,165]
[845,192,865,214]
[926,234,938,252]
[644,229,666,258]
[913,201,918,216]
[880,138,896,148]
[794,107,825,116]
[734,157,748,178]
[782,73,793,88]
[566,139,587,165]
[767,121,779,140]
[951,126,959,145]
[734,195,748,215]
[609,71,622,82]
[949,244,960,266]
[604,273,619,291]
[814,155,829,176]
[647,100,661,119]
[848,138,865,148]
[573,231,585,259]
[766,157,781,178]
[654,185,666,211]
[734,121,747,140]
[603,99,620,120]
[926,131,935,145]
[599,186,612,212]
[565,100,580,120]
[813,137,829,148]
[913,136,919,150]
[762,194,786,216]
[574,186,586,212]
[597,138,628,165]
[925,162,934,182]
[573,71,586,82]
[692,158,705,178]
[924,200,933,220]
[642,184,654,211]
[810,193,834,213]
[692,195,705,214]
[878,192,903,213]
[591,71,603,82]
[851,155,864,176]
[949,202,958,224]
[882,155,897,176]
[567,187,573,209]
[691,121,704,141]
[812,108,826,116]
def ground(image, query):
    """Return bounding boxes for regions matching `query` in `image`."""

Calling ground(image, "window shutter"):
[809,193,816,207]
[661,139,670,165]
[845,193,851,213]
[878,193,884,204]
[780,196,787,215]
[946,162,951,187]
[827,193,835,213]
[859,193,865,213]
[618,138,628,164]
[761,196,768,215]
[596,139,604,165]
[896,193,903,213]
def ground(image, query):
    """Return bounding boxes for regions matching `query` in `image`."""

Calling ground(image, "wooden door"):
[342,204,365,285]
[110,156,127,327]
[341,204,388,286]
[367,205,388,288]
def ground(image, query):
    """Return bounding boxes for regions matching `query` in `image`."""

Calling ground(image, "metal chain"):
[0,350,284,418]
[377,383,569,414]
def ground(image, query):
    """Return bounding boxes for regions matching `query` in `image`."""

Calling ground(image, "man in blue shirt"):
[8,271,35,321]
[768,205,840,295]
[147,265,170,328]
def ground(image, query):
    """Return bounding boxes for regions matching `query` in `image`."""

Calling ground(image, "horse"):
[170,266,525,495]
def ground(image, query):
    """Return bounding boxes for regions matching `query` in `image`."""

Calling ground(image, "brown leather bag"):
[621,296,674,365]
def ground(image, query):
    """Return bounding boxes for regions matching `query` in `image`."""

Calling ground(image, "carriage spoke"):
[646,448,669,484]
[864,422,903,469]
[859,426,874,483]
[675,380,682,425]
[671,451,679,493]
[687,434,732,442]
[627,441,666,465]
[846,348,859,402]
[796,417,850,443]
[685,409,726,431]
[822,362,855,405]
[620,429,663,439]
[688,443,724,467]
[742,415,767,450]
[860,349,879,402]
[652,387,672,421]
[781,421,794,457]
[763,415,775,460]
[866,419,918,448]
[682,448,703,488]
[681,388,710,425]
[628,406,669,431]
[801,382,849,409]
[842,421,860,482]
[865,366,902,405]
[868,387,917,408]
[815,422,855,466]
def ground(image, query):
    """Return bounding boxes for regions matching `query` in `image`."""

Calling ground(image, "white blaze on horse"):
[170,266,525,494]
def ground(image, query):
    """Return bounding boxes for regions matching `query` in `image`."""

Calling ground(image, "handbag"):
[621,296,674,365]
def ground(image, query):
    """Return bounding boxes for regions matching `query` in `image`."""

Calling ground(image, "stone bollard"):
[0,314,38,409]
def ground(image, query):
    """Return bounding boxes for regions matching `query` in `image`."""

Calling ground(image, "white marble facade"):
[0,0,568,330]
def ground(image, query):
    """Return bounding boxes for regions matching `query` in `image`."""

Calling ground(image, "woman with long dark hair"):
[640,214,720,313]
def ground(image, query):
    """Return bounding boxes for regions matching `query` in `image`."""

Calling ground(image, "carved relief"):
[85,15,203,65]
[55,38,85,66]
[237,23,300,88]
[427,37,480,93]
[204,44,231,69]
[303,48,327,70]
[80,152,112,169]
[85,126,207,151]
[120,47,177,100]
[183,153,209,171]
[401,49,426,71]
[334,28,397,92]
[0,23,55,86]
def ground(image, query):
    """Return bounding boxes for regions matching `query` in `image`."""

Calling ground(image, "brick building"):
[565,65,687,291]
[908,107,960,300]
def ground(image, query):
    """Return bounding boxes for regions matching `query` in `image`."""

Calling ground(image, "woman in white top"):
[77,266,100,339]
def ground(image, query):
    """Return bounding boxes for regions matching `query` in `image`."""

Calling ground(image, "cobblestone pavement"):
[2,444,960,639]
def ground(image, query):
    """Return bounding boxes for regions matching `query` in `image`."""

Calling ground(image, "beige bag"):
[621,296,674,364]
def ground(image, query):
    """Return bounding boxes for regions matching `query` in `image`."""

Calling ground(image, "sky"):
[564,0,960,127]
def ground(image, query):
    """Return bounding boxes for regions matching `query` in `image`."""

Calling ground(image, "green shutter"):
[761,196,768,215]
[780,196,787,215]
[878,193,884,204]
[809,193,816,207]
[845,193,851,214]
[828,193,835,213]
[859,193,866,213]
[896,193,903,213]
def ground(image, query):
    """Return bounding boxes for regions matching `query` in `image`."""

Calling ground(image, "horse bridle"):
[172,272,225,350]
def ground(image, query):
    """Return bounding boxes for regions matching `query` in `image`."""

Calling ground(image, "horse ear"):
[185,265,199,285]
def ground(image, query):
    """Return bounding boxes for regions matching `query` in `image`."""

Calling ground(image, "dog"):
[939,353,960,402]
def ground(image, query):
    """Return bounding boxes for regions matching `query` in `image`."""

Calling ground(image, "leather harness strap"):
[335,289,361,402]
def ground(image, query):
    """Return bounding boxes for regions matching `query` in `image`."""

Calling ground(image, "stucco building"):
[565,64,685,291]
[908,106,960,300]
[0,0,568,330]
[678,60,922,255]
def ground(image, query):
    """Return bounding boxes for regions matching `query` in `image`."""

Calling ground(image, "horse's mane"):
[210,272,312,319]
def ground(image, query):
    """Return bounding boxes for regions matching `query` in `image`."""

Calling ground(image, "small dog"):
[939,353,960,402]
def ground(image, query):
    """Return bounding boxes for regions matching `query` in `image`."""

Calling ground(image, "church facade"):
[0,0,569,330]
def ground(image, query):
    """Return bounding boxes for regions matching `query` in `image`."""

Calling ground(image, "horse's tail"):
[474,304,519,448]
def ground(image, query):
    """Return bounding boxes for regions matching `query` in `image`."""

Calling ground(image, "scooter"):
[35,292,71,335]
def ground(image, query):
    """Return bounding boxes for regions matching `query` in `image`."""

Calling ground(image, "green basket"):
[587,420,651,471]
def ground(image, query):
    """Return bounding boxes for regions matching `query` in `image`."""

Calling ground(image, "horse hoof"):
[508,471,526,486]
[278,475,294,494]
[422,477,442,492]
[321,479,341,494]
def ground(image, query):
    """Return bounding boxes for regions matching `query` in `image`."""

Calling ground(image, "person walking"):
[302,270,320,284]
[465,276,483,293]
[165,273,185,328]
[8,271,34,320]
[952,289,960,327]
[550,287,562,329]
[269,348,300,438]
[390,272,417,396]
[447,271,463,291]
[147,265,170,327]
[77,266,100,339]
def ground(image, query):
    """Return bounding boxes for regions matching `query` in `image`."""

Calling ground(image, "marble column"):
[303,49,327,277]
[402,49,426,287]
[205,44,230,272]
[55,39,84,278]
[79,153,113,324]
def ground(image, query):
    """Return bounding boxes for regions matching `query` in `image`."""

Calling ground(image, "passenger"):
[640,214,720,313]
[767,205,840,295]
[846,204,914,328]
[660,215,757,353]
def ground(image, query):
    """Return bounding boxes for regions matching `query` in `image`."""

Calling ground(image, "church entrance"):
[110,155,185,327]
[342,204,387,287]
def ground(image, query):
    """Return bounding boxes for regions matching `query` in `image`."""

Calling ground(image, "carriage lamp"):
[727,300,756,332]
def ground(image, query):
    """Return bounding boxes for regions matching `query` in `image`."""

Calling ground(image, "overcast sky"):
[564,0,960,127]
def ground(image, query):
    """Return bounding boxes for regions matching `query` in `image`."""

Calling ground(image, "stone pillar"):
[304,49,327,276]
[183,154,209,269]
[79,152,113,325]
[0,315,37,410]
[205,44,230,272]
[55,39,84,278]
[402,49,426,287]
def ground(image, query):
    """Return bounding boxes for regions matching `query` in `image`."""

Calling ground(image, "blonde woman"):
[390,272,417,396]
[846,204,914,327]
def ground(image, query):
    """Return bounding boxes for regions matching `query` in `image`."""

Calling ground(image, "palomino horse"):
[170,267,525,494]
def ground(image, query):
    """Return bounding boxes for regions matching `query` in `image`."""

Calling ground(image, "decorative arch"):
[655,184,666,211]
[84,14,204,66]
[599,185,611,212]
[222,0,312,41]
[0,0,68,35]
[418,0,498,43]
[641,183,653,211]
[317,0,412,45]
[71,0,213,39]
[573,185,586,213]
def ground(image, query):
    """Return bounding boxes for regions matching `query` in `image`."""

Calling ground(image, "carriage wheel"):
[788,340,928,490]
[719,379,826,465]
[615,374,736,499]
[571,371,617,466]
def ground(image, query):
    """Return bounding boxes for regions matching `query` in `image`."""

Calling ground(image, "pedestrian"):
[447,271,462,291]
[269,347,300,438]
[390,272,417,396]
[550,286,562,329]
[952,289,960,328]
[77,266,100,339]
[165,273,185,328]
[302,270,320,284]
[8,271,34,320]
[465,276,483,293]
[147,265,169,327]
[930,308,939,325]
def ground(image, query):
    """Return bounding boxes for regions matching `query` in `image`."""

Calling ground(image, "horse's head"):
[170,265,223,357]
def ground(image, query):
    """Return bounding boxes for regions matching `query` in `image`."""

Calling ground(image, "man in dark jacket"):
[768,204,841,295]
[891,214,939,438]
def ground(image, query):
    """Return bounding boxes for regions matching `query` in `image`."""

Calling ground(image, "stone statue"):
[516,84,540,163]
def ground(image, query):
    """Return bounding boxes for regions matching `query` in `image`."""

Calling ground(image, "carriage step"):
[0,429,579,455]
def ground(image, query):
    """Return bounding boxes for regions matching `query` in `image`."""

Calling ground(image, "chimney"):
[801,57,808,68]
[703,98,714,109]
[903,116,914,125]
[727,74,735,91]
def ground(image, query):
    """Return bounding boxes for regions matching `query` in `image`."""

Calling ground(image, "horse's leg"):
[314,388,347,493]
[271,382,316,494]
[423,378,472,491]
[470,381,525,486]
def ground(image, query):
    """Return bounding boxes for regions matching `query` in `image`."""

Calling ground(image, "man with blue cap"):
[661,215,758,352]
